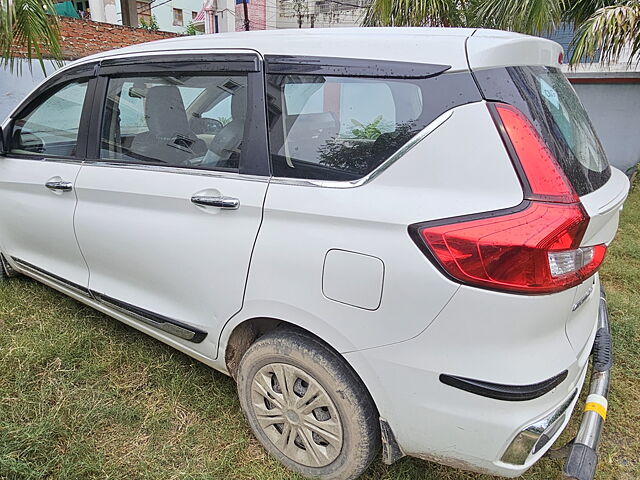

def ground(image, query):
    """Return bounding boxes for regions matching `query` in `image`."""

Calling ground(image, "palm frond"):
[362,0,466,27]
[563,0,616,24]
[0,0,63,75]
[474,0,567,35]
[570,2,640,65]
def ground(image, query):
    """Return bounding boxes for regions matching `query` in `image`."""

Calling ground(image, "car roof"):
[77,27,485,72]
[75,27,562,74]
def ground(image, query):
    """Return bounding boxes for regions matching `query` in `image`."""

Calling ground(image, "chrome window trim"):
[7,107,451,187]
[81,161,270,183]
[1,155,85,165]
[268,109,454,189]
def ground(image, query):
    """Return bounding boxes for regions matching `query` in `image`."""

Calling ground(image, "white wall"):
[0,60,59,121]
[145,0,204,33]
[573,82,640,173]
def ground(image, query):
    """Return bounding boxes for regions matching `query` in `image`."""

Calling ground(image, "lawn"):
[1,180,639,480]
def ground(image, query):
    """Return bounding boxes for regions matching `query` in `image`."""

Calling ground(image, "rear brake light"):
[409,103,607,294]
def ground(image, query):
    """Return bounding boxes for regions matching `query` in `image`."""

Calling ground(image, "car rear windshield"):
[475,66,610,196]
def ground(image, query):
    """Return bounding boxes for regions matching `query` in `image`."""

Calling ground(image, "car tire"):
[237,328,379,480]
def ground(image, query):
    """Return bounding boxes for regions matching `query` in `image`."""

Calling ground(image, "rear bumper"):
[344,282,611,478]
[501,285,611,478]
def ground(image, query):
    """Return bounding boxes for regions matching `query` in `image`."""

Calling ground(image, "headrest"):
[144,86,191,138]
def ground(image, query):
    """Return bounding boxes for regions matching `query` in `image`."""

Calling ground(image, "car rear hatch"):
[467,34,630,352]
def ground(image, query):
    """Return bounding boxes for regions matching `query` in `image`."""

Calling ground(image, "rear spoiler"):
[466,30,563,70]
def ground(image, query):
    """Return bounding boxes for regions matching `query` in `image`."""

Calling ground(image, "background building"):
[192,0,367,32]
[54,0,205,33]
[276,0,367,29]
[129,0,203,33]
[51,0,368,34]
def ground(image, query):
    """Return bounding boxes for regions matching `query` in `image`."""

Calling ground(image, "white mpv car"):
[0,28,628,480]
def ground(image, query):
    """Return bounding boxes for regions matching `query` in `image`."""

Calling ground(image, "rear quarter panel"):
[237,102,525,352]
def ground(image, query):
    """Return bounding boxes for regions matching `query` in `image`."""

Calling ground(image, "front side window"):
[267,74,429,181]
[10,80,88,157]
[100,74,248,171]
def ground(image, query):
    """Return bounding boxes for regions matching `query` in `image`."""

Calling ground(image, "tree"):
[139,14,160,31]
[571,3,640,65]
[0,0,62,74]
[363,0,640,66]
[139,15,160,32]
[292,0,309,28]
[184,21,199,36]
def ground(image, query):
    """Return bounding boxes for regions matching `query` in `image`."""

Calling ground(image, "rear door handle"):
[45,180,73,192]
[191,195,240,210]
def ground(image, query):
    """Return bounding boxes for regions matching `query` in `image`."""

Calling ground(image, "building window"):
[136,1,151,24]
[75,0,90,17]
[173,8,184,26]
[192,11,198,20]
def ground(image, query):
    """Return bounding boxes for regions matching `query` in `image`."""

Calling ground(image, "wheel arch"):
[218,306,393,444]
[218,301,359,373]
[221,313,355,378]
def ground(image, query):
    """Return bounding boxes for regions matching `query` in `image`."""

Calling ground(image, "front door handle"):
[45,180,73,192]
[191,195,240,210]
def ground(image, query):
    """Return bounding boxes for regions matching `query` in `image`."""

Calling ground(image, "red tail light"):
[410,103,606,294]
[416,202,606,294]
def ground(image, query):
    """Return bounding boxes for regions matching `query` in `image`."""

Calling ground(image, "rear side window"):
[100,74,248,171]
[475,66,610,196]
[267,75,430,181]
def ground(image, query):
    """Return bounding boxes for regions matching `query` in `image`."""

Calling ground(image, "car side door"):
[73,53,270,356]
[0,66,96,290]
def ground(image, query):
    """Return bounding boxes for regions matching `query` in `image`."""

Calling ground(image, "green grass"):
[1,183,640,480]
